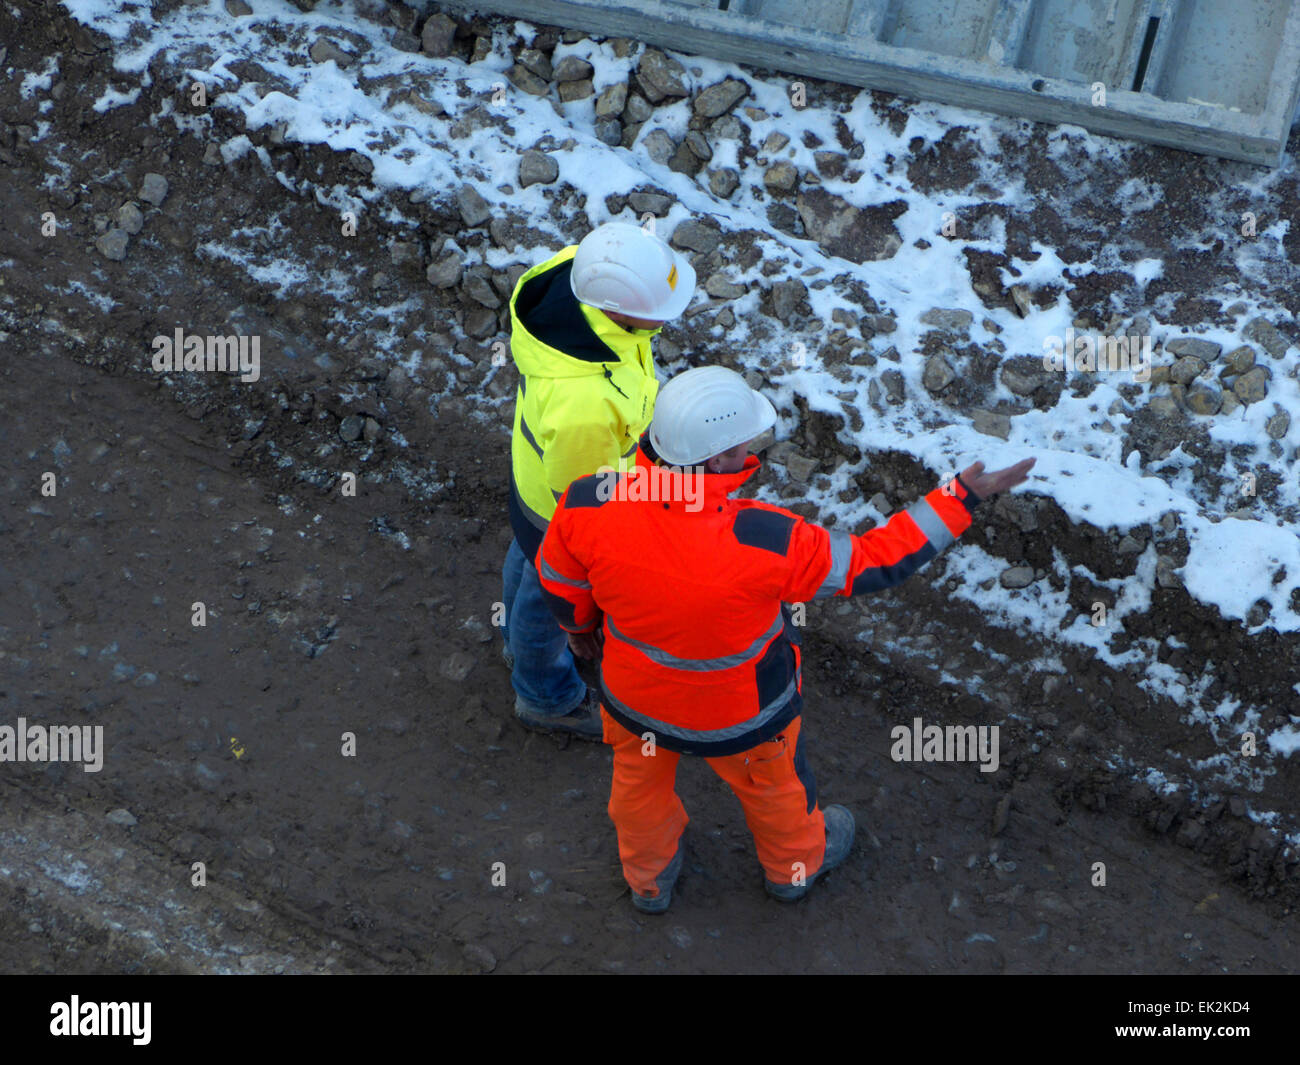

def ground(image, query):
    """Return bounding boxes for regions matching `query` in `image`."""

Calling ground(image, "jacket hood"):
[510,252,661,380]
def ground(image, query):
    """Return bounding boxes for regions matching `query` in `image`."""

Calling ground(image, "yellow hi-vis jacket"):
[507,244,661,561]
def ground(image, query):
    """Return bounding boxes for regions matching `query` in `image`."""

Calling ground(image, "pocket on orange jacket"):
[744,735,791,787]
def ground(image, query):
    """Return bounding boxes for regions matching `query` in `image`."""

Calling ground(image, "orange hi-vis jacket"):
[538,439,984,757]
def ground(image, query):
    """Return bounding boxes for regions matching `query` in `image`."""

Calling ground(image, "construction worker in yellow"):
[501,222,697,741]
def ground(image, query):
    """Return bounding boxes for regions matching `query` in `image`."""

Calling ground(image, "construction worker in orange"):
[538,366,1035,913]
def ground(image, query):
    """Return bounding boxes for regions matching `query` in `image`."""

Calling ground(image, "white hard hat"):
[649,366,777,465]
[570,221,697,321]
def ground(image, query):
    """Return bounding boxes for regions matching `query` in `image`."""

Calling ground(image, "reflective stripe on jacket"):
[508,245,659,560]
[538,441,983,756]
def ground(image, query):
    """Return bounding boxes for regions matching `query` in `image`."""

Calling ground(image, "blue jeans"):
[501,538,586,716]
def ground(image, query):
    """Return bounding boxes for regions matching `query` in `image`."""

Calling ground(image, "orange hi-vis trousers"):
[601,709,827,897]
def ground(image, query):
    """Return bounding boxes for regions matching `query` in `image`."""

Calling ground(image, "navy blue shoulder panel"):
[565,473,609,509]
[731,507,795,556]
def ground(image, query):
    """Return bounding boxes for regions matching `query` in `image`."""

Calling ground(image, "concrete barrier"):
[443,0,1300,165]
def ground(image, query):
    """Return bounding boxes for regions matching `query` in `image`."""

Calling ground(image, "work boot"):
[631,837,684,915]
[764,804,856,902]
[515,687,603,742]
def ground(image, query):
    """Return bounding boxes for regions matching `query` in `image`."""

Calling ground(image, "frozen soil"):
[0,0,1297,972]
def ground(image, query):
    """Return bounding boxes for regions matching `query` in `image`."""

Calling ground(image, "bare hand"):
[567,630,602,661]
[959,458,1036,499]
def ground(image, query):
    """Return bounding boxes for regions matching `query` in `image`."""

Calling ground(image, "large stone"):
[1169,356,1207,386]
[1165,336,1220,362]
[920,307,973,334]
[999,566,1035,589]
[795,188,903,264]
[1265,406,1290,439]
[813,150,847,178]
[1221,345,1256,375]
[623,92,653,124]
[641,128,676,166]
[1184,383,1222,416]
[464,307,498,339]
[464,272,500,308]
[769,279,806,322]
[426,255,462,289]
[507,64,549,96]
[923,355,956,393]
[693,78,748,118]
[682,130,712,162]
[309,37,354,67]
[139,172,169,206]
[558,79,594,102]
[225,0,252,14]
[593,118,622,146]
[669,220,721,254]
[763,161,799,191]
[1233,366,1270,404]
[116,202,144,235]
[519,149,559,187]
[708,168,740,198]
[668,141,703,176]
[636,49,689,102]
[705,273,746,299]
[456,184,491,227]
[709,114,744,140]
[516,48,552,80]
[552,55,594,82]
[95,228,129,261]
[971,409,1011,439]
[881,369,905,404]
[421,13,457,57]
[1001,362,1047,397]
[594,82,628,117]
[1243,317,1290,359]
[628,191,673,215]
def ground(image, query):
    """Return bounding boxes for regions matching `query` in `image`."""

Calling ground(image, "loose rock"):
[456,184,491,227]
[595,82,628,116]
[920,307,973,334]
[95,228,129,261]
[1233,366,1270,404]
[427,255,462,289]
[923,355,956,393]
[139,172,169,206]
[708,168,740,198]
[553,55,594,82]
[999,566,1035,589]
[519,149,559,188]
[421,13,457,57]
[1165,337,1220,362]
[1243,317,1290,359]
[641,128,676,165]
[636,49,689,102]
[971,409,1010,439]
[693,78,748,118]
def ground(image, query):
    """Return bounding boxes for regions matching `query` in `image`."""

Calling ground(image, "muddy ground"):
[0,0,1297,973]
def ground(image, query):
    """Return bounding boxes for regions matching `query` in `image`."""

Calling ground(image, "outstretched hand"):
[960,458,1036,499]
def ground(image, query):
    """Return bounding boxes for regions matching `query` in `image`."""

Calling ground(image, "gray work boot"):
[631,838,685,915]
[764,804,856,902]
[515,687,604,742]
